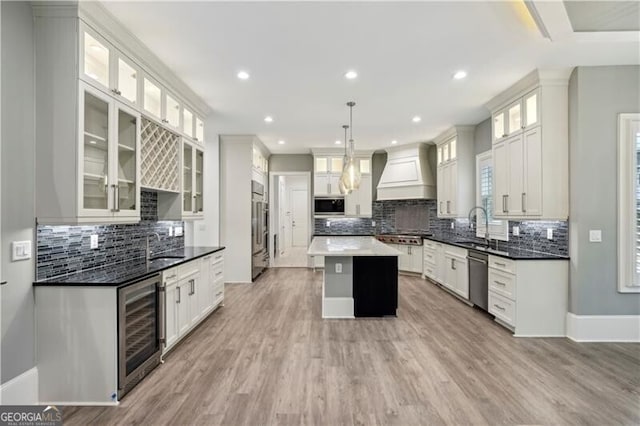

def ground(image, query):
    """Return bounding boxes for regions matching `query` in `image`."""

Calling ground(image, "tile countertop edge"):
[33,246,226,287]
[422,236,569,261]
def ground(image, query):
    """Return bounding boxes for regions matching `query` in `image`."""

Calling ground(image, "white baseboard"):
[566,313,640,342]
[0,367,38,405]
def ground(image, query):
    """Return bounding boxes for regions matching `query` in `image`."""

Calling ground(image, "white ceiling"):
[102,1,640,154]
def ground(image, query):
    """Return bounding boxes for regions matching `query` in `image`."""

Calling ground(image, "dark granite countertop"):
[423,235,569,260]
[33,246,225,287]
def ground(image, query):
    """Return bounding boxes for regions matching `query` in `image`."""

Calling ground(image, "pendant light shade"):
[340,101,361,192]
[338,124,351,195]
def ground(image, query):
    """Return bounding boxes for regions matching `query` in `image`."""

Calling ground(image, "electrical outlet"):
[175,226,183,236]
[589,230,602,242]
[326,220,331,227]
[335,263,342,273]
[11,241,32,261]
[450,222,455,229]
[371,220,376,227]
[168,227,174,237]
[547,228,553,240]
[90,234,99,249]
[512,226,520,236]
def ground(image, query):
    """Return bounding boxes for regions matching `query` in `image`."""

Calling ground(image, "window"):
[618,113,640,292]
[476,151,508,241]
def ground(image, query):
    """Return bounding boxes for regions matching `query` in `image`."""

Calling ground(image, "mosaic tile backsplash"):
[314,199,569,256]
[36,190,184,280]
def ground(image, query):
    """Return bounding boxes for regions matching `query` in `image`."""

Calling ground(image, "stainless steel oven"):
[117,274,164,399]
[252,181,269,279]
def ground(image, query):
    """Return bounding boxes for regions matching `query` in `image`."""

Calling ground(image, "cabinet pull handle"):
[493,304,505,311]
[408,246,412,255]
[215,271,223,276]
[115,185,120,212]
[159,286,166,344]
[439,202,443,214]
[193,195,197,214]
[189,279,195,295]
[110,184,117,212]
[494,280,507,286]
[327,183,330,194]
[522,192,526,213]
[166,274,176,280]
[451,258,456,270]
[494,262,506,267]
[446,200,450,214]
[177,286,181,304]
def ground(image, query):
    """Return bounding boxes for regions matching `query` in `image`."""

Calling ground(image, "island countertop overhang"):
[308,236,402,257]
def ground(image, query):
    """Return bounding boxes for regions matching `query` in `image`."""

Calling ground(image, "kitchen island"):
[308,236,402,318]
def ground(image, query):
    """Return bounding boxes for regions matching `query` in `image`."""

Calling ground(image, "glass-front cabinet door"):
[195,149,204,214]
[115,55,138,105]
[183,108,194,138]
[195,117,204,143]
[81,85,112,214]
[507,101,522,136]
[114,104,140,217]
[81,28,110,89]
[143,77,162,119]
[523,89,540,130]
[493,111,505,141]
[183,142,193,214]
[164,93,181,130]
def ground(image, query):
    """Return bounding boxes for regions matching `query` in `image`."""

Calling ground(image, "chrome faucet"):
[146,232,161,262]
[468,206,490,247]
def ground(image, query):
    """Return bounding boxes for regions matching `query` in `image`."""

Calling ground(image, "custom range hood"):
[376,142,436,200]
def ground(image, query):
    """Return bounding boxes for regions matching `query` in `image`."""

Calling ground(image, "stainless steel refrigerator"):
[251,181,269,279]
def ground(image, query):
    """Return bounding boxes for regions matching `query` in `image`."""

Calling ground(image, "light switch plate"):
[371,220,376,227]
[175,226,184,236]
[11,241,32,261]
[450,222,455,229]
[547,228,553,240]
[168,227,174,237]
[512,226,520,236]
[326,220,331,227]
[589,230,602,242]
[335,263,342,273]
[90,234,99,249]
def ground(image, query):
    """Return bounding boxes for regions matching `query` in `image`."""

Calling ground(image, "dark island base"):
[353,256,398,317]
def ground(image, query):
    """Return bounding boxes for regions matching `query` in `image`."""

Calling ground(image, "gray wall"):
[1,1,36,383]
[372,152,387,201]
[569,65,640,315]
[474,118,492,155]
[269,154,313,173]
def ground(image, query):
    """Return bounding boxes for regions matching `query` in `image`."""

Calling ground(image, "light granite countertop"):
[308,236,402,257]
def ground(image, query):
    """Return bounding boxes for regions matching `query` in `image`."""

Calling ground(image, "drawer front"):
[489,255,516,274]
[489,291,515,327]
[488,269,516,300]
[444,243,467,259]
[163,267,178,285]
[423,240,438,250]
[211,262,224,283]
[423,249,436,265]
[212,251,224,265]
[178,259,200,277]
[423,263,436,280]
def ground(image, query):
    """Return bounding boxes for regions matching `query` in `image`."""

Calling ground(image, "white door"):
[291,188,308,247]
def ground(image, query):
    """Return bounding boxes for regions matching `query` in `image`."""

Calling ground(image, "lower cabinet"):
[163,250,225,355]
[423,240,468,300]
[386,244,423,274]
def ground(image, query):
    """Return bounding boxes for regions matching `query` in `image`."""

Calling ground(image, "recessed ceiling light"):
[453,70,467,80]
[237,71,250,80]
[264,116,273,123]
[412,116,422,123]
[278,140,285,145]
[345,70,358,80]
[391,140,398,145]
[335,140,342,145]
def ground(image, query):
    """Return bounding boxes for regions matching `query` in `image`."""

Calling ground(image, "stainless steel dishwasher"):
[467,249,488,311]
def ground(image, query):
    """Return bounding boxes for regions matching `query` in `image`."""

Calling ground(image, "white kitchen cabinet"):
[390,244,423,274]
[313,155,343,196]
[195,116,205,144]
[435,126,475,218]
[345,174,372,217]
[487,254,568,336]
[163,91,182,130]
[142,75,163,119]
[80,23,140,107]
[493,127,542,218]
[182,140,204,219]
[487,70,568,220]
[77,82,141,222]
[162,267,180,349]
[423,240,444,283]
[442,245,469,300]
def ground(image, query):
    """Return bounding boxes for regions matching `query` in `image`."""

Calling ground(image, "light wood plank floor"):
[65,268,640,425]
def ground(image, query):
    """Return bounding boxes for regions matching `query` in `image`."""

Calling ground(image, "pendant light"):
[339,101,361,192]
[338,124,351,195]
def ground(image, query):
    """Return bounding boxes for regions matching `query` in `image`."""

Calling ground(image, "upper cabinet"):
[34,4,210,224]
[487,70,569,220]
[313,154,344,196]
[435,127,475,218]
[492,88,540,142]
[182,140,204,219]
[345,155,373,217]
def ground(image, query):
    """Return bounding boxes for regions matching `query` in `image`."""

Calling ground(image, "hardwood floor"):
[64,268,640,425]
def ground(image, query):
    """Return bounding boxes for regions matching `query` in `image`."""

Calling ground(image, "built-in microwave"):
[314,197,345,216]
